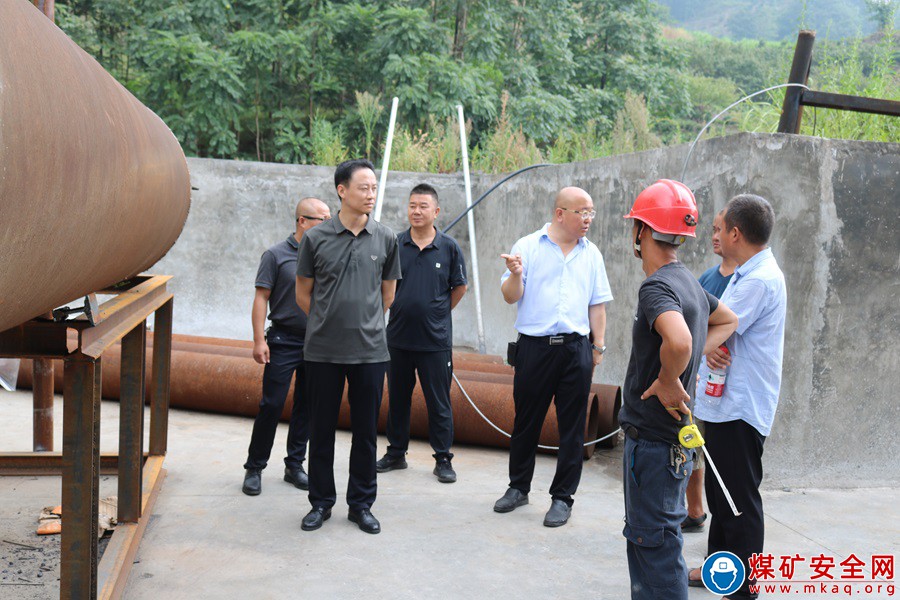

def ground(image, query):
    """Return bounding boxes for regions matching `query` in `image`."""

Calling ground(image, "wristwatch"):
[591,343,606,354]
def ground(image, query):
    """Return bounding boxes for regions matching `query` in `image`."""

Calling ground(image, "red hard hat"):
[623,179,699,238]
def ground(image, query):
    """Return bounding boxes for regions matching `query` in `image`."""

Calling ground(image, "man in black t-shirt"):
[376,184,468,483]
[619,180,737,600]
[242,197,331,497]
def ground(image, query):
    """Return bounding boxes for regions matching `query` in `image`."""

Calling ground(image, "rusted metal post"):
[778,30,816,134]
[149,299,172,456]
[118,322,146,523]
[31,0,56,21]
[61,355,101,600]
[32,358,55,451]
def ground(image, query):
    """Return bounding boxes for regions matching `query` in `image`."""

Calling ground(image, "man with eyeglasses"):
[242,196,332,496]
[495,186,613,527]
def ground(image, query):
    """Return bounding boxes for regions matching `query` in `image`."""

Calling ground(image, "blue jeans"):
[623,435,693,600]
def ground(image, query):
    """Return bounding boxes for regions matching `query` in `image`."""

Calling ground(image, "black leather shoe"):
[284,465,309,490]
[242,468,262,496]
[301,507,332,531]
[375,453,408,473]
[433,456,457,483]
[543,499,572,527]
[348,509,381,534]
[493,488,528,513]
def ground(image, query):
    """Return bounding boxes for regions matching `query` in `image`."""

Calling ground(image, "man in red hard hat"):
[618,180,738,600]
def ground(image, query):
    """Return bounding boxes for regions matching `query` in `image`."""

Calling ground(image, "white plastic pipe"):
[457,104,486,354]
[373,96,399,222]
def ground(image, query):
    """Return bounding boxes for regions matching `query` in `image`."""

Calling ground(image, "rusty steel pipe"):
[17,344,620,456]
[592,383,622,448]
[0,0,191,333]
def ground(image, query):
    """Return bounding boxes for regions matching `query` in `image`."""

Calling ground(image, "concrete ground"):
[0,389,897,599]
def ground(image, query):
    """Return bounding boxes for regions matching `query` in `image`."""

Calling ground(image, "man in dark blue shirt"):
[242,197,331,496]
[376,184,468,483]
[697,210,737,299]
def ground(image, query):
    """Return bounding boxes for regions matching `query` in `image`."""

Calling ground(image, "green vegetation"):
[55,0,898,173]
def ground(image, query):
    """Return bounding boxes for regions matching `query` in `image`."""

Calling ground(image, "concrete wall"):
[151,132,900,488]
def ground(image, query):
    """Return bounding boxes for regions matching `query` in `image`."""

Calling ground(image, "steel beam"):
[0,452,142,475]
[800,90,900,117]
[118,322,145,523]
[149,299,173,456]
[61,355,102,600]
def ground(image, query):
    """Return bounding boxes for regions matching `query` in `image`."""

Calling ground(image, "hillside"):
[655,0,891,40]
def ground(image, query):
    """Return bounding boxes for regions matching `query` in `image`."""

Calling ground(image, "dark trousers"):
[623,435,692,600]
[705,420,766,599]
[386,347,453,459]
[244,328,308,470]
[509,334,592,503]
[305,360,388,511]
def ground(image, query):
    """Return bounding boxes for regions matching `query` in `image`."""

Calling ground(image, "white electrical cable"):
[452,372,622,450]
[680,82,810,182]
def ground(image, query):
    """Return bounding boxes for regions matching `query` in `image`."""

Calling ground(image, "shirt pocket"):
[432,259,450,298]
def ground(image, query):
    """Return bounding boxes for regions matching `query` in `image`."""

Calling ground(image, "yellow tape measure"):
[679,412,705,449]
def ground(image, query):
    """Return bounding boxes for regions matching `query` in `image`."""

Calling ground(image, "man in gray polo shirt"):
[295,159,401,535]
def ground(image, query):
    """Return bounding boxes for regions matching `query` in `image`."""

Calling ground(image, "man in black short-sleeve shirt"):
[295,159,402,535]
[241,197,331,497]
[376,184,468,483]
[618,180,737,600]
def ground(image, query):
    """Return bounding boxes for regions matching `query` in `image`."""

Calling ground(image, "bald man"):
[242,197,332,496]
[495,187,613,526]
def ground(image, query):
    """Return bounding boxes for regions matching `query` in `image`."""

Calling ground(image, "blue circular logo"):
[701,551,745,595]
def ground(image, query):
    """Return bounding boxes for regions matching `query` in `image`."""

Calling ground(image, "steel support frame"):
[0,275,173,600]
[779,30,900,133]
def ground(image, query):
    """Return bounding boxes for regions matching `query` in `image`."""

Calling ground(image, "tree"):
[864,0,899,33]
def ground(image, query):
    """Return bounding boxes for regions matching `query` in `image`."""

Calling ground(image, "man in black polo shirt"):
[618,180,737,600]
[295,159,401,535]
[242,197,331,496]
[376,183,468,483]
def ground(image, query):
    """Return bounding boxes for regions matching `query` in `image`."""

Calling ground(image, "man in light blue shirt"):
[493,186,613,528]
[691,194,786,599]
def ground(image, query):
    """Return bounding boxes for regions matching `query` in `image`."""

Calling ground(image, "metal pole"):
[33,358,54,451]
[373,96,399,222]
[457,104,486,354]
[31,0,55,21]
[778,30,816,134]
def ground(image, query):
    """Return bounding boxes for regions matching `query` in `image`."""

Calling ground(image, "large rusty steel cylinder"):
[0,0,191,332]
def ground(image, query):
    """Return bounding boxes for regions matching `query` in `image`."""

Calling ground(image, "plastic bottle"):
[704,345,730,401]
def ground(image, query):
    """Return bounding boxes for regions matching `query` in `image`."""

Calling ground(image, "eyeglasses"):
[560,207,597,220]
[299,215,331,222]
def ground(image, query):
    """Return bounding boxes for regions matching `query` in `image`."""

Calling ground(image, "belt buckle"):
[549,335,564,346]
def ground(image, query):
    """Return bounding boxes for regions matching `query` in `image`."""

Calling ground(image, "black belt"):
[624,426,640,440]
[520,332,584,346]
